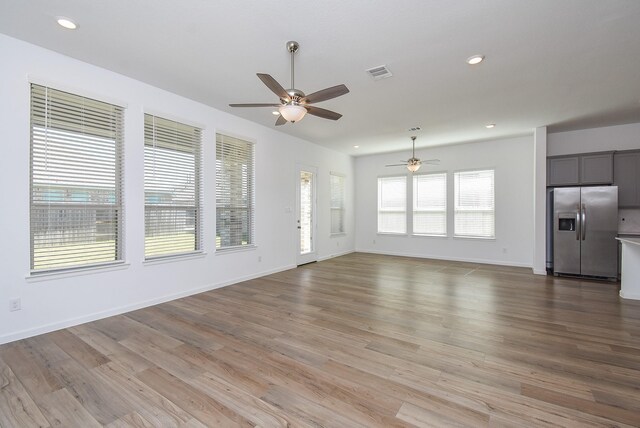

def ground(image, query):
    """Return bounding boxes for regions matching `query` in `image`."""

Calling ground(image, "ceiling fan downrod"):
[411,136,416,158]
[287,41,298,93]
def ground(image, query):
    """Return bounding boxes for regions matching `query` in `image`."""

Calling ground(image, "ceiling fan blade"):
[275,115,287,126]
[306,106,342,121]
[257,73,290,100]
[385,163,408,167]
[229,103,281,107]
[422,159,440,165]
[302,84,349,104]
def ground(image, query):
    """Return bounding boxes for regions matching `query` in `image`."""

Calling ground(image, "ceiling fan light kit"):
[407,160,421,173]
[279,104,307,122]
[229,41,349,126]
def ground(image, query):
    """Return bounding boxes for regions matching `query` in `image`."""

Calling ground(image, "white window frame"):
[454,169,495,239]
[330,172,346,235]
[377,175,407,234]
[215,133,256,251]
[144,113,202,260]
[29,83,124,274]
[413,172,447,237]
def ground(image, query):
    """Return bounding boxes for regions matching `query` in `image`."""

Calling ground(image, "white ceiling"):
[1,0,640,156]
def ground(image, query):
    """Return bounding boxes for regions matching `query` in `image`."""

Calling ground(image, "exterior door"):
[296,165,317,265]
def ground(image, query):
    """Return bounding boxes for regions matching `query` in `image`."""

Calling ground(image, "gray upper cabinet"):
[547,152,613,186]
[548,156,580,186]
[614,150,640,207]
[580,152,614,185]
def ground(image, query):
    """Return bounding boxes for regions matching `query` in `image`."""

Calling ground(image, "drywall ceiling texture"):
[354,136,535,267]
[0,34,355,344]
[0,1,639,155]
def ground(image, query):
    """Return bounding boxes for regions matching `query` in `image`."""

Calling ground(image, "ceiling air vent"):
[366,65,392,81]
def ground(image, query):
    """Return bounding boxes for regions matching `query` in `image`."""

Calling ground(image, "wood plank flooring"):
[1,252,640,427]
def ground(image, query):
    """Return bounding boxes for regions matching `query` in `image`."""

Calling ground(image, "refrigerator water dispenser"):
[558,216,576,232]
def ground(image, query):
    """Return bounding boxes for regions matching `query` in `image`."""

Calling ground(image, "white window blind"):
[144,114,202,259]
[454,169,495,238]
[30,84,124,273]
[216,134,255,249]
[413,173,447,236]
[378,176,407,234]
[330,173,345,234]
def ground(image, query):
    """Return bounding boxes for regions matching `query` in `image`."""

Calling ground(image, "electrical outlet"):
[502,248,507,254]
[258,256,262,262]
[9,298,21,312]
[373,239,376,244]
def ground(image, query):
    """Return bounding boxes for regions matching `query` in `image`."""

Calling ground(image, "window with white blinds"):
[378,176,407,234]
[144,114,201,259]
[30,84,124,273]
[330,173,345,234]
[216,134,255,249]
[413,173,447,236]
[454,169,495,238]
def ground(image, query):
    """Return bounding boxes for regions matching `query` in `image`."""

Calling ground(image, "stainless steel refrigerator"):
[553,186,618,279]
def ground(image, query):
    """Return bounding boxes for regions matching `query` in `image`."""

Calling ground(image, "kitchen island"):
[616,237,640,300]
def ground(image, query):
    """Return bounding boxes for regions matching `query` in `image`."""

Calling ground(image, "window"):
[413,173,447,236]
[30,84,124,273]
[330,173,345,234]
[454,169,495,238]
[378,176,407,234]
[144,114,202,259]
[216,134,255,249]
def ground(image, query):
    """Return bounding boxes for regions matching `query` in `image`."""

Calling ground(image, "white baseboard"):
[318,249,355,262]
[620,290,640,300]
[355,248,532,269]
[532,269,548,276]
[0,264,296,345]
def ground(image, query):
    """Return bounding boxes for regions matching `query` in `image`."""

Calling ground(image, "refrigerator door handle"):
[575,211,581,240]
[581,204,587,240]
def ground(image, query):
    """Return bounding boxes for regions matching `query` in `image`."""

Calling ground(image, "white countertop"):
[616,237,640,246]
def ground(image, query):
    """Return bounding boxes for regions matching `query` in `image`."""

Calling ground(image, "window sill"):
[26,261,130,283]
[215,245,257,255]
[412,234,448,239]
[376,232,408,236]
[453,235,496,241]
[143,251,207,266]
[330,233,347,237]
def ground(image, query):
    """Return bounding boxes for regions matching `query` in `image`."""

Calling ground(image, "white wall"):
[354,136,534,267]
[533,127,547,275]
[548,123,640,156]
[0,34,355,344]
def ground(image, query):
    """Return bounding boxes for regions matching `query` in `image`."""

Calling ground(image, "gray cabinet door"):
[548,157,580,186]
[614,151,640,207]
[580,153,613,184]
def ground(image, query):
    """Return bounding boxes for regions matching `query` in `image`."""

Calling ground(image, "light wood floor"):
[1,253,640,427]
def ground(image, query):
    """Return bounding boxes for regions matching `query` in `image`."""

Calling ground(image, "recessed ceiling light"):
[57,17,77,30]
[467,55,484,65]
[271,111,280,115]
[353,145,360,149]
[485,123,496,129]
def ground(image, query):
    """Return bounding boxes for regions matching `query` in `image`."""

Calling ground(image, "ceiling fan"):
[386,136,440,173]
[229,41,349,126]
